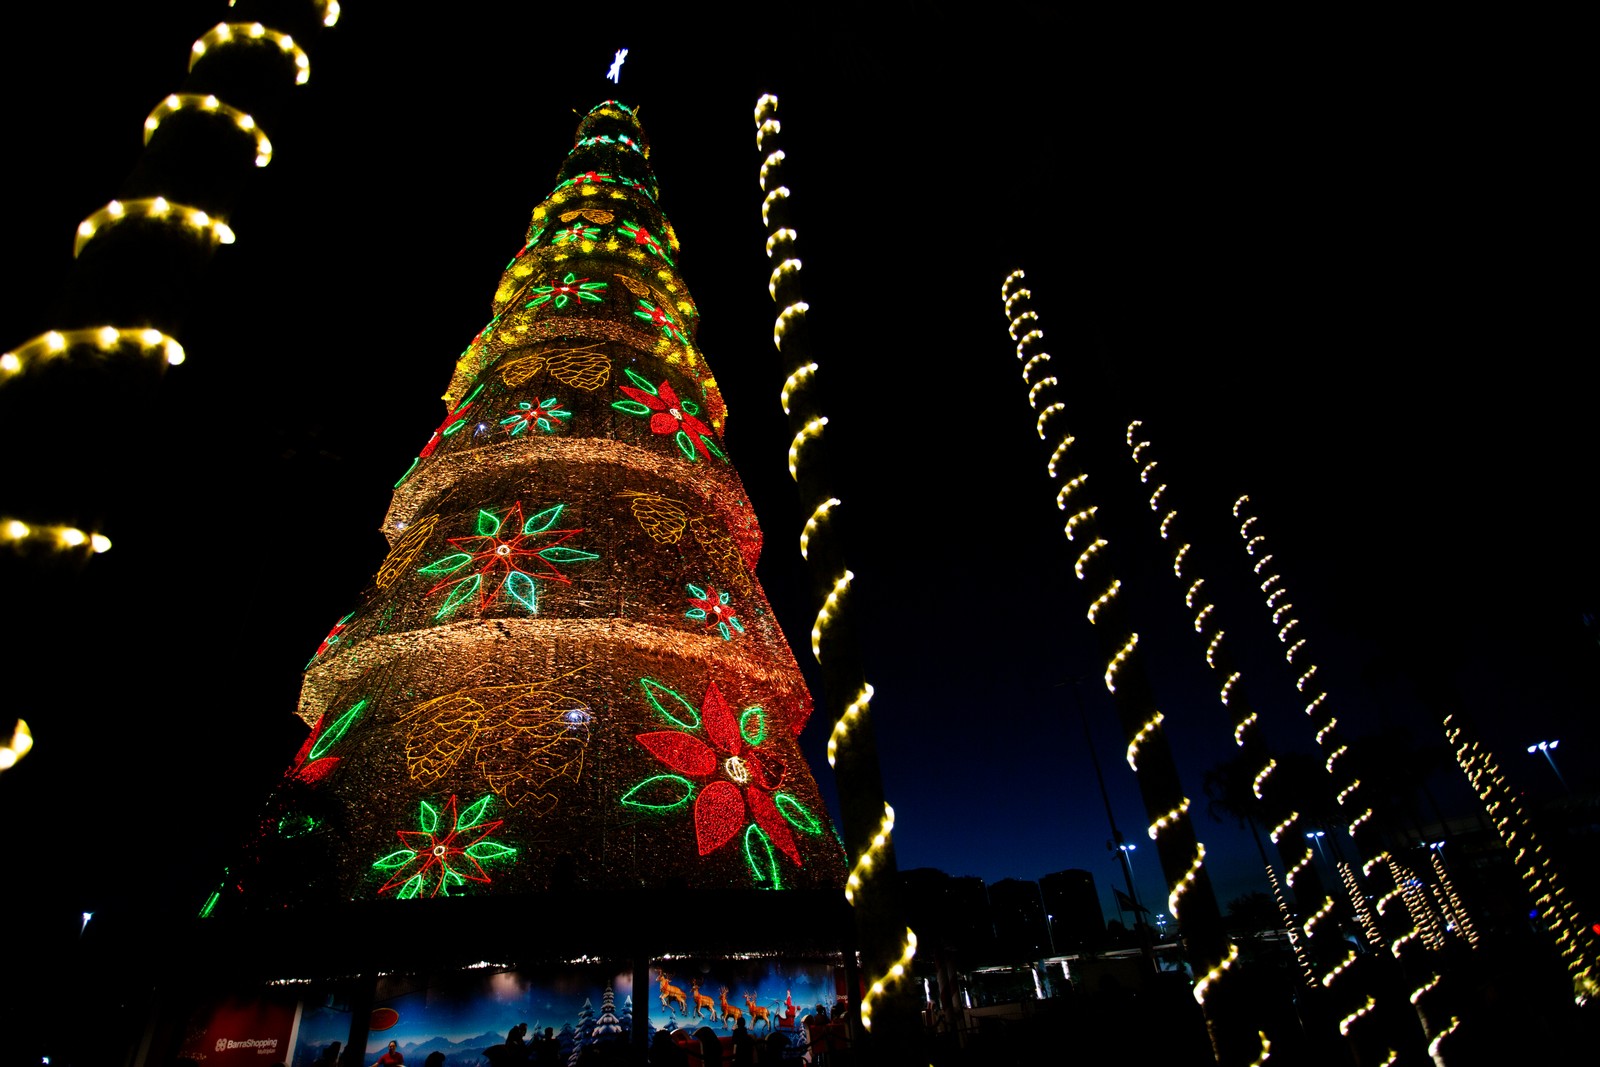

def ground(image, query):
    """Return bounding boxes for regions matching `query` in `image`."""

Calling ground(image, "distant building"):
[1040,868,1105,952]
[900,868,996,962]
[988,878,1051,960]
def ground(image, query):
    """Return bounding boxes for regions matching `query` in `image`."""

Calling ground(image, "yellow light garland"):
[1168,841,1205,917]
[810,570,851,661]
[844,803,895,904]
[1192,938,1237,1004]
[2,326,185,382]
[0,719,34,773]
[2,518,112,554]
[75,197,235,257]
[826,684,873,768]
[787,416,826,479]
[1036,402,1064,439]
[1007,310,1038,341]
[760,187,790,227]
[779,361,817,414]
[1056,474,1087,510]
[765,228,796,257]
[1147,796,1190,840]
[1062,506,1097,540]
[758,150,785,191]
[773,302,808,349]
[1021,351,1051,382]
[144,93,272,166]
[190,22,310,85]
[1073,538,1108,579]
[767,258,802,299]
[1047,436,1074,477]
[1085,579,1120,624]
[1252,758,1276,799]
[1339,997,1376,1036]
[1100,630,1139,697]
[1269,812,1300,844]
[1126,711,1163,771]
[1026,376,1058,409]
[859,927,916,1031]
[799,498,839,560]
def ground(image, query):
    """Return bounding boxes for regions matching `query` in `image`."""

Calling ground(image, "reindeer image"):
[742,993,773,1033]
[719,987,744,1031]
[690,980,716,1021]
[656,972,688,1016]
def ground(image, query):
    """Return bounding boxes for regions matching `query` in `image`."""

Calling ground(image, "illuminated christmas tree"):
[227,100,845,908]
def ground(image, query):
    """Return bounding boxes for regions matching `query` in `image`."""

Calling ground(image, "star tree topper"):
[606,48,628,84]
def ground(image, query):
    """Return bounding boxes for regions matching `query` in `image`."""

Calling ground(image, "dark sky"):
[1,3,1592,928]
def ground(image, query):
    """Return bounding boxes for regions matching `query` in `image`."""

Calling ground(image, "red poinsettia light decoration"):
[623,679,826,884]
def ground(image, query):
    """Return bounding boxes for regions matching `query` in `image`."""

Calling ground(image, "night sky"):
[2,4,1592,933]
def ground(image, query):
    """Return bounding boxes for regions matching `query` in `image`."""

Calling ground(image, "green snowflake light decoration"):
[527,273,607,309]
[552,223,602,246]
[632,299,687,345]
[617,220,673,266]
[500,397,572,436]
[372,794,515,899]
[686,582,744,641]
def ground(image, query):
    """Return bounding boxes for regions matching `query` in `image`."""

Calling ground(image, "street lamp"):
[1526,739,1569,793]
[1305,830,1328,865]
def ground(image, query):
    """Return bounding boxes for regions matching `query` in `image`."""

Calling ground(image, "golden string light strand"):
[844,803,894,904]
[144,93,272,166]
[2,518,111,555]
[761,98,916,1024]
[1234,496,1447,1036]
[0,719,34,773]
[827,684,873,768]
[75,197,235,257]
[2,326,185,384]
[859,927,916,1032]
[190,22,310,85]
[799,498,839,561]
[780,361,817,414]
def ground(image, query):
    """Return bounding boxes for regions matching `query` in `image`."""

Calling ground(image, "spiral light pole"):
[1445,714,1598,1002]
[1122,421,1393,1061]
[1232,497,1448,1062]
[756,94,917,1052]
[1002,273,1262,1066]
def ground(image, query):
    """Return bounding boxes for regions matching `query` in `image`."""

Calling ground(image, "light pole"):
[1526,739,1569,794]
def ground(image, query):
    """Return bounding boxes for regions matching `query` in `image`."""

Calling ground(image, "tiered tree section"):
[231,101,843,908]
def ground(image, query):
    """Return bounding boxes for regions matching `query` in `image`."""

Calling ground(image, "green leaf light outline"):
[419,800,440,834]
[538,546,600,564]
[434,573,482,619]
[744,824,782,889]
[623,366,658,394]
[373,849,418,870]
[308,698,367,761]
[457,795,494,831]
[739,706,767,746]
[418,552,473,576]
[673,431,698,461]
[522,504,565,534]
[476,508,503,537]
[773,793,824,835]
[504,571,537,612]
[465,841,517,861]
[619,774,694,812]
[641,677,700,729]
[611,399,653,417]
